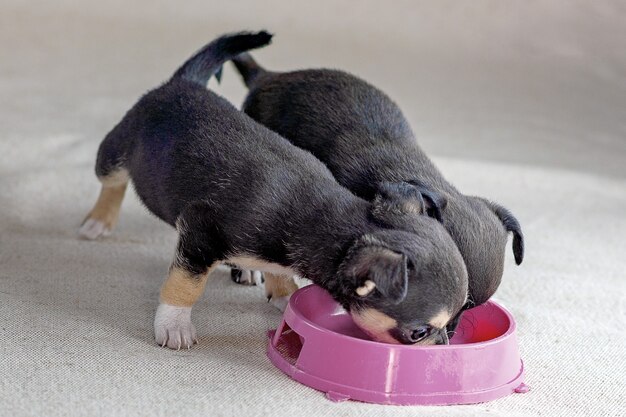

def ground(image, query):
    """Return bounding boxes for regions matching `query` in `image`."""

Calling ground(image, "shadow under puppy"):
[230,52,524,332]
[79,32,469,348]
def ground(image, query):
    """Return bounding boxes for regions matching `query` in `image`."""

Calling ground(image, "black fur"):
[91,32,468,344]
[172,31,273,85]
[483,199,524,265]
[231,53,524,311]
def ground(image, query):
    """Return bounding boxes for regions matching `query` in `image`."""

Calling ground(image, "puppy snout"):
[446,311,464,334]
[389,325,452,345]
[435,329,450,345]
[390,326,437,345]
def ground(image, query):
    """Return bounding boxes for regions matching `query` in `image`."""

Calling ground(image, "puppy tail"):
[172,31,273,86]
[231,52,267,88]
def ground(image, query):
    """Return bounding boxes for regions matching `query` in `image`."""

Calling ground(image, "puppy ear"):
[485,201,524,265]
[374,182,426,215]
[374,181,447,223]
[348,244,409,304]
[405,180,448,223]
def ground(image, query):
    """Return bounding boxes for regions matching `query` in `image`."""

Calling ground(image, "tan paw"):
[264,273,298,311]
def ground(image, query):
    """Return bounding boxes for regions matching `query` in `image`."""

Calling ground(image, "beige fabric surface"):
[1,1,625,416]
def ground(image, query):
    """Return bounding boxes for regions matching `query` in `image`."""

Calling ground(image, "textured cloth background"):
[1,1,625,416]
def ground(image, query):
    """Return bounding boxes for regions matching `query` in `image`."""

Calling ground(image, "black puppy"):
[231,53,524,330]
[79,32,468,348]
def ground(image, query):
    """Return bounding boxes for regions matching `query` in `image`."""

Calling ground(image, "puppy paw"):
[264,274,298,311]
[154,303,197,350]
[79,218,112,240]
[230,268,263,286]
[268,295,290,312]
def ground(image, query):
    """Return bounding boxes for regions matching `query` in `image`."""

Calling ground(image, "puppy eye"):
[410,325,432,343]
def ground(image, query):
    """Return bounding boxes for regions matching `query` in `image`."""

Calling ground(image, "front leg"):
[155,265,214,350]
[154,203,220,350]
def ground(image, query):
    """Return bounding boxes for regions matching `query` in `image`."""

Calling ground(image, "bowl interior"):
[293,286,512,345]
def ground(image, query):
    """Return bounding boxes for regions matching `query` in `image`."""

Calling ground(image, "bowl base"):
[267,329,527,405]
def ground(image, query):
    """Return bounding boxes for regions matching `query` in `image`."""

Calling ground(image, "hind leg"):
[229,267,297,311]
[79,124,132,240]
[230,266,263,286]
[264,273,298,312]
[79,169,128,239]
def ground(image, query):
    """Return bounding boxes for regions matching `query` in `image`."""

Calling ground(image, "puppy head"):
[444,196,524,309]
[337,225,468,346]
[365,181,523,335]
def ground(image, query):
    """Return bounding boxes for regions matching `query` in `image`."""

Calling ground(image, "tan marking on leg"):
[160,265,215,307]
[82,169,130,231]
[100,169,130,187]
[83,184,127,228]
[264,273,298,299]
[429,309,452,330]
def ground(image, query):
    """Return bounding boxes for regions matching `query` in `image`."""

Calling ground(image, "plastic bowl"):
[267,285,527,405]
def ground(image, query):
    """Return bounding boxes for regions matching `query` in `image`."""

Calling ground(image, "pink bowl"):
[267,285,527,405]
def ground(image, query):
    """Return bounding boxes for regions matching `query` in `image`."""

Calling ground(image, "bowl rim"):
[287,285,517,351]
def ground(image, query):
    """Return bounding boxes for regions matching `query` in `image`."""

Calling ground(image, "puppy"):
[79,32,469,348]
[231,53,524,330]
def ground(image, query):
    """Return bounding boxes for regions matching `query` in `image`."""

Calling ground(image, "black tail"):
[172,31,272,86]
[231,52,267,88]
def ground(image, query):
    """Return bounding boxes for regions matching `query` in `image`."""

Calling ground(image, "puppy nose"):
[390,327,426,344]
[406,326,431,343]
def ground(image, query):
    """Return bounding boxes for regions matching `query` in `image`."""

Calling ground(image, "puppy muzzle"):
[390,327,450,345]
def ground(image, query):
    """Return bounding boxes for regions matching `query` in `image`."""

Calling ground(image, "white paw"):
[79,218,111,240]
[231,268,263,286]
[154,303,197,350]
[251,270,264,286]
[269,295,290,312]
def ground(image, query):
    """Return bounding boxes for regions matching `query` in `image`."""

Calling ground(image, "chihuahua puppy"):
[79,32,468,348]
[231,53,524,329]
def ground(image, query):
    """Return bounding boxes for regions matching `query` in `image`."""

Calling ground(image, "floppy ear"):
[374,182,425,214]
[488,201,524,265]
[348,244,409,304]
[404,180,448,222]
[374,181,447,222]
